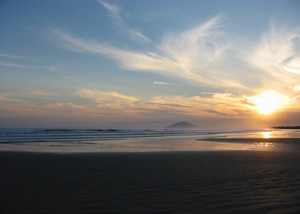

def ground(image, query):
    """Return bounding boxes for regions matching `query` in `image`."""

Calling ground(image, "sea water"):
[0,128,299,153]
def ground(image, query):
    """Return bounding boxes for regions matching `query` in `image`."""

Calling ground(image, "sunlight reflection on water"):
[0,137,297,153]
[262,132,271,138]
[0,130,299,153]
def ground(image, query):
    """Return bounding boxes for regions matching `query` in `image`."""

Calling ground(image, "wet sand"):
[1,151,300,214]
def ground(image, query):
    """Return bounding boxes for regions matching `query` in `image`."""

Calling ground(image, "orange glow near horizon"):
[255,92,279,114]
[250,90,290,115]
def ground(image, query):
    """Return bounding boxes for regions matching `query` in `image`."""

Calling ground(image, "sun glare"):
[255,94,278,114]
[251,90,289,114]
[262,132,271,138]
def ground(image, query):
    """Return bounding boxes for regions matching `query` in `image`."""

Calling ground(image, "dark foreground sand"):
[1,151,300,214]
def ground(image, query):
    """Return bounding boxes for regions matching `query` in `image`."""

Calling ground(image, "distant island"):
[165,121,196,129]
[272,126,300,129]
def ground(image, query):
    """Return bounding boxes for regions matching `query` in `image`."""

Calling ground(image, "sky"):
[0,0,300,129]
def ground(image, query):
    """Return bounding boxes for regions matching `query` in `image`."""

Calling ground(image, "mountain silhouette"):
[165,121,196,129]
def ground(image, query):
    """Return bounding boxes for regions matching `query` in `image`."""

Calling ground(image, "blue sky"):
[1,0,300,129]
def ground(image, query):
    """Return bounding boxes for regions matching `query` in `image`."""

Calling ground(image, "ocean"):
[1,128,299,153]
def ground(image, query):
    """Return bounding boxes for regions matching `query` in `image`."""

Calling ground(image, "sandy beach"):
[1,150,300,214]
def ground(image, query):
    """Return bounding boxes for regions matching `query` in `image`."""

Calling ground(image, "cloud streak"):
[75,89,264,118]
[49,16,247,88]
[0,54,29,59]
[284,58,300,74]
[0,90,62,103]
[153,82,183,87]
[78,89,138,105]
[47,15,300,115]
[0,61,29,68]
[0,61,57,71]
[98,0,123,26]
[247,24,300,86]
[2,88,298,122]
[98,0,150,43]
[48,17,300,93]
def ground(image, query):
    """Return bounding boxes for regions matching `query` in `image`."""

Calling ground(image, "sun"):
[255,93,278,114]
[251,90,289,115]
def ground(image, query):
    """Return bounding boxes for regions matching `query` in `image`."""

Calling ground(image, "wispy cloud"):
[49,16,244,88]
[284,58,300,74]
[75,89,264,118]
[2,88,298,120]
[49,16,300,93]
[0,54,29,59]
[98,0,122,24]
[48,16,300,111]
[294,85,300,91]
[0,93,24,103]
[28,90,62,98]
[128,29,151,43]
[78,89,138,105]
[248,24,300,83]
[0,90,62,103]
[0,61,57,71]
[98,0,150,43]
[153,82,183,87]
[44,66,57,71]
[0,61,29,68]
